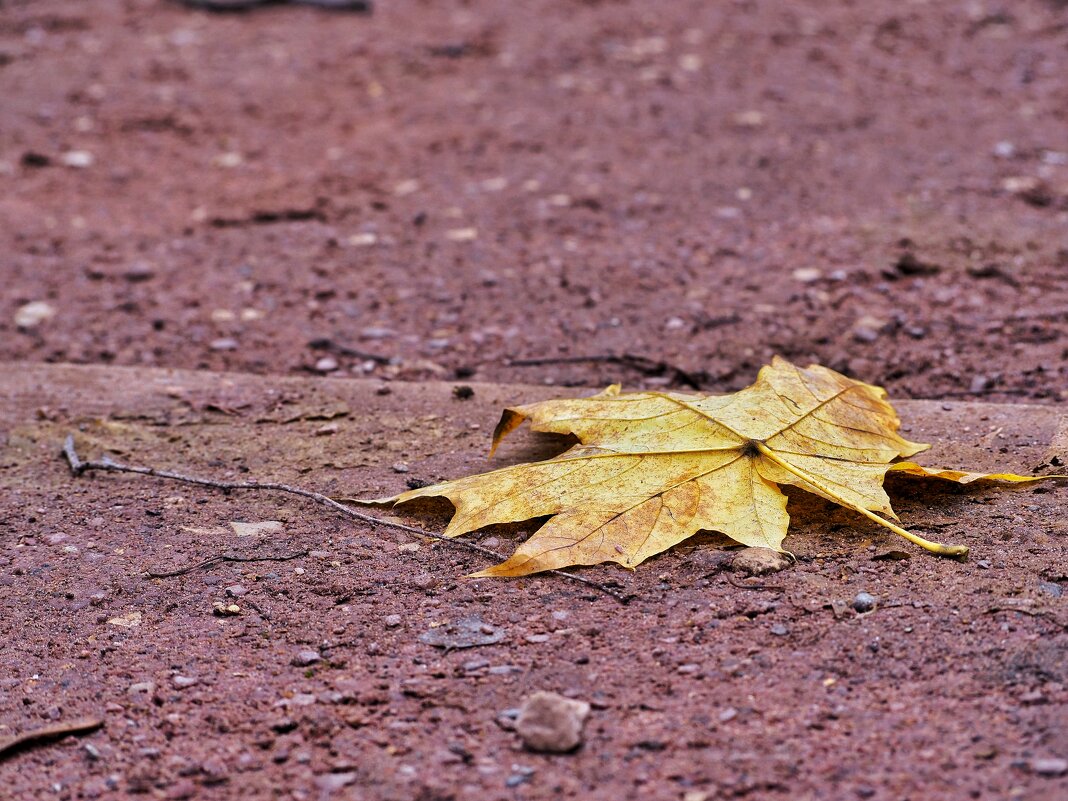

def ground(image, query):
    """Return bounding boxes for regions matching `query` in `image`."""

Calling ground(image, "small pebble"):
[852,325,880,343]
[770,623,789,636]
[61,150,94,168]
[14,301,56,329]
[1030,757,1068,777]
[291,650,321,667]
[123,262,155,282]
[225,584,247,598]
[314,773,357,793]
[209,338,238,352]
[391,462,410,474]
[514,691,590,753]
[171,675,198,689]
[853,592,877,613]
[1038,581,1062,598]
[315,356,339,373]
[992,141,1016,159]
[731,547,791,576]
[977,559,992,569]
[412,574,439,591]
[792,267,822,283]
[445,227,478,242]
[383,614,402,628]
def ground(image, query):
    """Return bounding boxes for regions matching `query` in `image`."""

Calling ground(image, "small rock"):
[291,650,321,667]
[213,602,241,617]
[383,614,402,628]
[127,681,155,695]
[107,611,143,628]
[164,779,197,800]
[731,109,766,128]
[769,623,789,636]
[224,584,247,598]
[15,301,56,329]
[993,141,1016,159]
[210,338,238,352]
[969,375,990,394]
[315,356,339,373]
[314,772,356,793]
[418,615,505,649]
[1038,582,1062,598]
[123,262,155,282]
[792,267,822,283]
[392,462,410,474]
[731,547,791,576]
[514,691,590,753]
[347,232,377,247]
[852,324,881,343]
[171,675,198,689]
[853,592,877,613]
[61,150,94,168]
[229,520,283,537]
[412,574,439,591]
[445,227,478,242]
[1030,757,1068,777]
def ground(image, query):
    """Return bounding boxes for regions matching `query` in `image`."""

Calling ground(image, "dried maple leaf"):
[371,358,1063,576]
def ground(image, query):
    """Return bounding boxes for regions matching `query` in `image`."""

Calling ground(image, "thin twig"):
[506,354,707,390]
[145,550,309,579]
[0,717,103,760]
[63,435,629,603]
[726,575,785,593]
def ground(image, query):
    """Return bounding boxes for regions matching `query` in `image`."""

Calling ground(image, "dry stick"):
[507,354,707,390]
[145,550,310,579]
[62,436,629,603]
[0,717,103,760]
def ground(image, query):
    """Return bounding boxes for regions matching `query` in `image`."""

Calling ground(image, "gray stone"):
[853,592,877,613]
[731,547,791,576]
[291,650,321,667]
[514,691,590,753]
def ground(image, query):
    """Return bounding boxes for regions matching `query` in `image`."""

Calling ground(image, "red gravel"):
[1,0,1067,799]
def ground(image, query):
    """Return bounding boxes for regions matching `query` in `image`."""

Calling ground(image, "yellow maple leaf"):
[373,357,1063,576]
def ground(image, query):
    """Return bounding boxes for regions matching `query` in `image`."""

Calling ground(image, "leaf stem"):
[754,443,969,559]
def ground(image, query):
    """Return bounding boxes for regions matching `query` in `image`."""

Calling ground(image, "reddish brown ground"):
[1,1,1067,799]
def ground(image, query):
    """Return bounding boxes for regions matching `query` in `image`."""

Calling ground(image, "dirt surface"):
[1,0,1068,798]
[1,363,1067,800]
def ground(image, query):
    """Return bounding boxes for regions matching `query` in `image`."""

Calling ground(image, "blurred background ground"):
[1,1,1067,800]
[2,0,1067,399]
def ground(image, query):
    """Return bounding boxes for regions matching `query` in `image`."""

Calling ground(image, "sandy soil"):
[1,0,1067,799]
